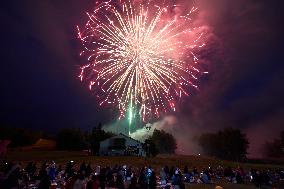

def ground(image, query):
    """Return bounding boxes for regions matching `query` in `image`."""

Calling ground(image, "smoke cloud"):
[103,115,203,155]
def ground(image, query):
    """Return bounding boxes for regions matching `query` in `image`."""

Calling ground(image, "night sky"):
[1,0,284,156]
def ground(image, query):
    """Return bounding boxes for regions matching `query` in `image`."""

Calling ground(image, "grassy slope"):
[5,151,283,170]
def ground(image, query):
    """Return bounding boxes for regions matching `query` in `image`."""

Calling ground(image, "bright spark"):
[77,0,207,121]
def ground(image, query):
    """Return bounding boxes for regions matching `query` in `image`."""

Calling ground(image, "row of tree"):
[56,124,114,153]
[2,124,283,160]
[53,126,253,161]
[0,127,42,147]
[56,125,177,157]
[262,131,284,157]
[198,128,249,161]
[144,129,177,157]
[198,128,284,160]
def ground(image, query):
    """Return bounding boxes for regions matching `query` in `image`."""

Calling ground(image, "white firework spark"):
[77,0,207,121]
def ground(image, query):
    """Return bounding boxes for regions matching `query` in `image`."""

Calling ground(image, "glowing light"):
[77,0,207,121]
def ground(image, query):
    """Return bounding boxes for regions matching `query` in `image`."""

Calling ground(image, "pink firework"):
[77,0,207,121]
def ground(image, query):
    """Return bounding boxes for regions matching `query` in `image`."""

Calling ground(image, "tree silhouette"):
[56,128,88,150]
[198,128,249,161]
[90,123,114,155]
[143,139,158,157]
[0,126,41,147]
[148,129,177,154]
[262,131,284,157]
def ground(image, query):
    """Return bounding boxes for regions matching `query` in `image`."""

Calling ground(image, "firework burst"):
[77,0,207,121]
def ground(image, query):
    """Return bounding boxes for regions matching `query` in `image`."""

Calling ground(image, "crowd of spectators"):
[0,160,283,189]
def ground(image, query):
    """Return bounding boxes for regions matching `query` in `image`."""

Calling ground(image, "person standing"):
[149,171,156,189]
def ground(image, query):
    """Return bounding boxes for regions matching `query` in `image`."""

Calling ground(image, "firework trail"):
[77,0,207,121]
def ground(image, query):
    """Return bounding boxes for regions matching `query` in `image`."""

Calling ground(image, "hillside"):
[5,151,283,171]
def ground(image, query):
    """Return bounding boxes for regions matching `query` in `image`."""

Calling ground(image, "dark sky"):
[1,0,284,155]
[1,0,111,131]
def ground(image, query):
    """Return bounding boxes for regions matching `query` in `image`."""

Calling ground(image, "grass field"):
[3,150,284,189]
[5,150,283,170]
